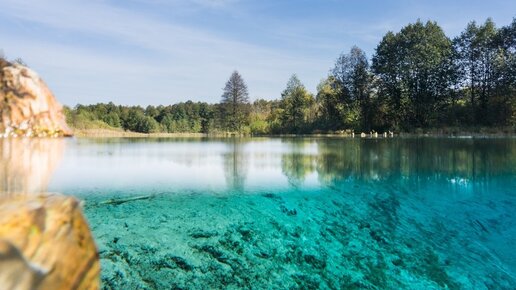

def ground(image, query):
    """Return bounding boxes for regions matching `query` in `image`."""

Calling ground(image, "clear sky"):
[1,0,514,106]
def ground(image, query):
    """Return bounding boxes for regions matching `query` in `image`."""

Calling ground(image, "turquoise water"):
[13,137,516,289]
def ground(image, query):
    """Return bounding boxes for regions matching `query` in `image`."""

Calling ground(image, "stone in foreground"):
[0,193,100,290]
[0,59,72,137]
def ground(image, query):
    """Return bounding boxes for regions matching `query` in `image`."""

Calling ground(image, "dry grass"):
[73,129,208,138]
[73,128,515,138]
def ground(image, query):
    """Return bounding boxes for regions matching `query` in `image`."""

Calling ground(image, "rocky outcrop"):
[0,59,72,137]
[0,138,100,289]
[0,60,96,289]
[0,193,100,290]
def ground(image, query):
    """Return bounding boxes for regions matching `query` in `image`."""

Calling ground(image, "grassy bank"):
[73,129,208,138]
[73,127,515,138]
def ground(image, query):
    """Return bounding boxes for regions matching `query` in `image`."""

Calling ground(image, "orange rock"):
[0,193,100,290]
[0,138,65,194]
[0,59,73,137]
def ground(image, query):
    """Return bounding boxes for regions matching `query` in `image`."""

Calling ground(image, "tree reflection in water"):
[223,138,249,192]
[275,138,516,191]
[281,139,316,187]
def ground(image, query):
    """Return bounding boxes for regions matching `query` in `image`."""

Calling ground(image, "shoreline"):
[73,128,515,138]
[73,129,208,138]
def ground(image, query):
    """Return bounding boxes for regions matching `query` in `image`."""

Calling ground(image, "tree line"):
[65,18,515,134]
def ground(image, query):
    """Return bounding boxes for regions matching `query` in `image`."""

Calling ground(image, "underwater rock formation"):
[0,193,100,290]
[0,59,72,137]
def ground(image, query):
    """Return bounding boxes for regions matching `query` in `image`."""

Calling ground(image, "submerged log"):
[99,194,157,206]
[0,193,100,290]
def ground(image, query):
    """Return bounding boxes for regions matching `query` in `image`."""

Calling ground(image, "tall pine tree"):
[220,71,250,132]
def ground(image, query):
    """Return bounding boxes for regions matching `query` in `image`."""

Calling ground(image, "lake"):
[2,137,515,289]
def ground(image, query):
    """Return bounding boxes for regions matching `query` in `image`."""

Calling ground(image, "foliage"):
[372,20,456,129]
[331,46,372,130]
[315,76,342,130]
[64,18,515,134]
[279,74,315,133]
[220,71,250,132]
[66,102,215,133]
[453,18,515,126]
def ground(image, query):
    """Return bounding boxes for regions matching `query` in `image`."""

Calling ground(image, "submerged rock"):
[280,204,297,216]
[190,229,218,239]
[0,240,47,290]
[0,59,72,137]
[0,193,100,289]
[304,254,327,269]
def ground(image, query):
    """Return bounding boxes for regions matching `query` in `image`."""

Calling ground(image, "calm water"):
[2,137,516,289]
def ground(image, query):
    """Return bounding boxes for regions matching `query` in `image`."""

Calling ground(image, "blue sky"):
[0,0,514,106]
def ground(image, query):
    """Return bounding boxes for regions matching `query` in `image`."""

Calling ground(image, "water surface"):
[3,137,515,289]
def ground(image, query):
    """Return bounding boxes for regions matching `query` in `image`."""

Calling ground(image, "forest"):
[65,18,515,134]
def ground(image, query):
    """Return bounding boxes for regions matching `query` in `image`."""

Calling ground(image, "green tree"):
[102,111,121,128]
[123,109,159,133]
[160,115,176,132]
[220,71,250,132]
[249,99,275,135]
[139,116,160,133]
[373,20,456,129]
[145,105,160,119]
[454,19,499,125]
[280,74,314,133]
[332,46,372,130]
[199,103,214,133]
[492,18,516,126]
[372,31,405,129]
[316,76,342,130]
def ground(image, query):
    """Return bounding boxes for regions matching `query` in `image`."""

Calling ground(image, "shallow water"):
[3,137,516,289]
